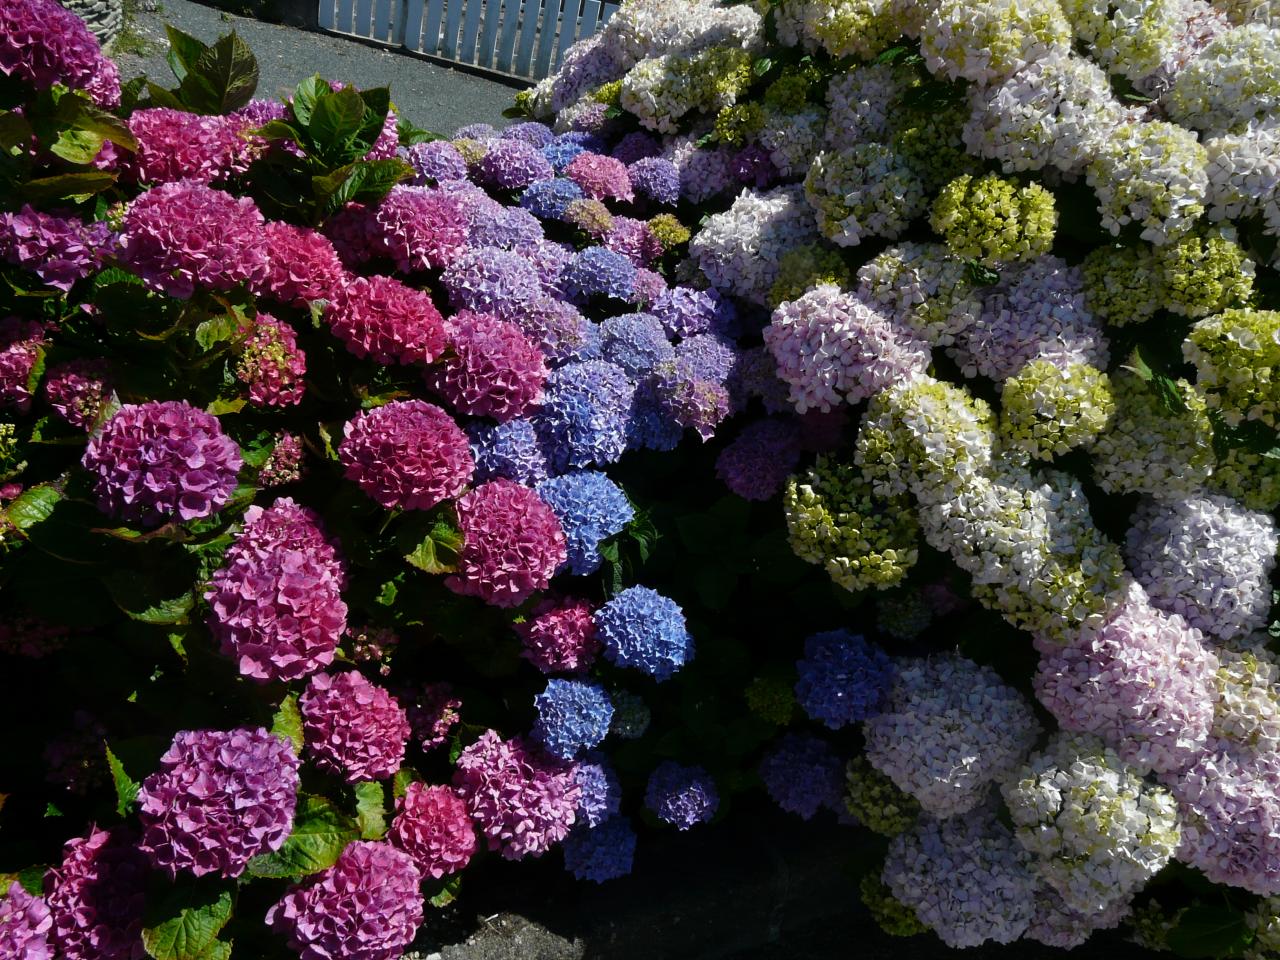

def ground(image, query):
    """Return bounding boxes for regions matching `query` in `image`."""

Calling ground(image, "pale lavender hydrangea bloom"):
[0,881,52,960]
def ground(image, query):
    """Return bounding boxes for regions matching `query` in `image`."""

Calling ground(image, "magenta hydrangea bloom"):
[45,826,148,960]
[236,315,307,408]
[478,139,556,190]
[652,359,732,441]
[300,671,410,783]
[0,0,120,107]
[445,479,568,608]
[565,153,634,202]
[339,400,474,510]
[117,181,268,299]
[0,881,52,960]
[372,186,469,272]
[136,727,300,879]
[428,312,547,421]
[441,246,543,324]
[452,730,582,860]
[206,498,348,682]
[125,108,252,184]
[82,400,242,525]
[0,206,112,292]
[605,217,663,267]
[388,782,477,880]
[255,221,346,307]
[260,432,305,488]
[515,596,601,674]
[716,419,803,501]
[326,274,447,366]
[322,202,380,266]
[43,360,110,431]
[0,316,47,414]
[266,840,423,960]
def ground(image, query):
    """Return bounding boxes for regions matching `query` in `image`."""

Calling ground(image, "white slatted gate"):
[319,0,621,81]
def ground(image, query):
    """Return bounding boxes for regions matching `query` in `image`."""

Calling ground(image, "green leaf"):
[205,397,245,416]
[344,158,414,207]
[392,767,419,799]
[141,881,234,960]
[194,314,240,352]
[104,572,196,625]
[753,57,773,76]
[179,32,259,114]
[15,865,48,895]
[104,742,140,816]
[44,802,63,818]
[291,75,327,127]
[501,105,528,120]
[1125,346,1188,415]
[403,518,464,574]
[428,874,462,908]
[246,796,358,879]
[375,578,399,607]
[146,82,188,111]
[164,25,209,84]
[25,171,116,202]
[1167,906,1253,959]
[354,782,387,840]
[270,695,304,754]
[0,110,34,151]
[965,261,1001,286]
[2,483,62,533]
[310,87,367,154]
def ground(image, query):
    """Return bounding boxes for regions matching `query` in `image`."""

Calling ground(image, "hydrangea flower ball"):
[0,880,51,960]
[562,817,637,883]
[596,586,694,681]
[300,671,411,783]
[339,400,473,511]
[532,679,614,760]
[515,596,601,674]
[428,312,547,421]
[45,826,148,960]
[644,761,719,830]
[535,471,635,575]
[794,630,895,729]
[388,782,477,880]
[325,274,447,366]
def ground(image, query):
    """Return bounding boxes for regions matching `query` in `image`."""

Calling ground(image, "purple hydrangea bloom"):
[534,360,634,472]
[557,131,609,153]
[442,246,542,323]
[596,586,693,681]
[0,0,121,107]
[372,185,469,271]
[82,401,242,525]
[45,826,148,960]
[518,297,602,367]
[456,122,498,141]
[532,679,614,760]
[542,139,588,172]
[676,334,737,382]
[560,247,638,304]
[44,360,111,431]
[404,139,469,184]
[563,817,636,883]
[0,207,112,291]
[469,419,550,485]
[574,752,621,828]
[629,158,680,206]
[651,359,732,441]
[651,287,735,340]
[468,204,544,250]
[266,841,423,960]
[536,471,635,575]
[301,671,410,783]
[0,317,46,414]
[612,132,662,165]
[716,419,802,501]
[599,313,675,379]
[630,267,668,308]
[521,239,575,292]
[0,881,52,960]
[521,178,585,220]
[137,728,300,879]
[730,144,778,187]
[645,761,719,830]
[758,734,844,820]
[795,630,895,729]
[478,139,555,190]
[502,121,555,146]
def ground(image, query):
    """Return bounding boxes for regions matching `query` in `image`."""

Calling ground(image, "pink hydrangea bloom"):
[266,841,423,960]
[565,153,634,202]
[388,782,478,879]
[117,181,268,299]
[322,202,380,266]
[0,316,47,414]
[452,730,581,860]
[255,221,346,307]
[404,681,462,751]
[630,267,667,306]
[300,671,410,783]
[125,108,253,184]
[715,419,803,501]
[372,186,469,271]
[0,0,120,107]
[206,497,348,682]
[236,315,307,407]
[137,727,300,879]
[260,432,305,487]
[45,826,148,960]
[515,596,600,674]
[428,311,547,421]
[0,880,52,960]
[82,401,243,525]
[605,217,662,267]
[326,275,446,366]
[339,400,473,511]
[43,359,110,430]
[446,480,567,608]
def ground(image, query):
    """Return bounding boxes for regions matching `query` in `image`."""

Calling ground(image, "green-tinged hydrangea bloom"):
[715,102,765,146]
[688,46,754,112]
[856,242,981,346]
[763,65,820,113]
[805,144,928,248]
[1214,645,1280,752]
[768,244,850,308]
[859,873,928,937]
[930,173,1056,264]
[784,456,920,592]
[1211,445,1280,512]
[1166,23,1280,135]
[1154,229,1255,318]
[590,80,623,106]
[513,88,535,116]
[921,0,1072,86]
[452,137,488,167]
[565,198,614,237]
[1184,308,1280,427]
[0,422,21,478]
[846,756,920,836]
[1059,0,1184,81]
[1001,359,1115,461]
[1081,244,1161,326]
[745,674,797,726]
[892,102,980,193]
[648,214,691,251]
[877,591,933,640]
[809,0,903,59]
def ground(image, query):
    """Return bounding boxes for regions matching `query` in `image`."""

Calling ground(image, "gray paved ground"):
[111,0,519,134]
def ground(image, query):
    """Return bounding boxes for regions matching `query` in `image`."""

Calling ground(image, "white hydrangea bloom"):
[619,56,699,133]
[1204,126,1280,223]
[1216,0,1280,25]
[1165,23,1280,134]
[773,0,902,59]
[803,145,928,247]
[855,241,983,347]
[1060,0,1189,80]
[1024,890,1134,949]
[921,0,1073,88]
[1212,639,1280,752]
[1134,0,1232,98]
[757,107,825,179]
[824,62,914,149]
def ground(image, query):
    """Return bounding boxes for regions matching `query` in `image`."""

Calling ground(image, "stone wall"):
[60,0,123,50]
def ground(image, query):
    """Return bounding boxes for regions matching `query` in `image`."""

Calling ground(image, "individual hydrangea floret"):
[794,630,895,730]
[1184,308,1280,427]
[325,275,447,366]
[137,727,300,879]
[930,173,1057,265]
[429,312,546,421]
[82,400,242,526]
[388,782,476,880]
[844,756,920,837]
[339,400,474,511]
[532,679,614,761]
[468,418,549,486]
[45,826,148,960]
[535,471,634,576]
[758,734,843,820]
[300,671,410,783]
[644,761,718,830]
[596,586,693,681]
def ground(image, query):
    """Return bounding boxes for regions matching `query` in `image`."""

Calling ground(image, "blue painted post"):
[422,0,445,55]
[496,0,523,73]
[533,0,558,78]
[477,0,506,69]
[460,0,484,63]
[514,0,542,77]
[442,0,464,60]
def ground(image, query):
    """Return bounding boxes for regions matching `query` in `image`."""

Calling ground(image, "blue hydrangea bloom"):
[644,761,718,830]
[521,178,585,220]
[534,360,634,472]
[599,313,675,379]
[676,334,737,382]
[596,586,693,681]
[650,286,737,340]
[628,157,680,206]
[468,205,543,250]
[758,734,844,820]
[542,140,588,172]
[536,471,634,575]
[560,247,637,304]
[441,246,541,323]
[574,751,622,828]
[794,630,894,730]
[501,121,555,147]
[626,378,683,452]
[562,816,636,883]
[532,678,614,760]
[559,131,609,153]
[468,419,550,486]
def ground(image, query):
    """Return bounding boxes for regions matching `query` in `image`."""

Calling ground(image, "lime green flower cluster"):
[451,137,488,167]
[1081,245,1161,327]
[1184,308,1280,427]
[845,757,920,837]
[1059,0,1182,80]
[891,102,978,193]
[930,173,1057,265]
[589,80,623,106]
[768,244,850,308]
[0,423,19,474]
[714,102,765,146]
[744,674,797,726]
[648,214,691,252]
[1212,446,1280,513]
[1247,898,1280,960]
[1154,229,1255,318]
[1001,359,1115,461]
[809,0,903,59]
[688,45,754,111]
[762,63,821,113]
[513,87,535,116]
[859,874,928,938]
[783,456,920,593]
[1128,900,1189,953]
[805,144,927,247]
